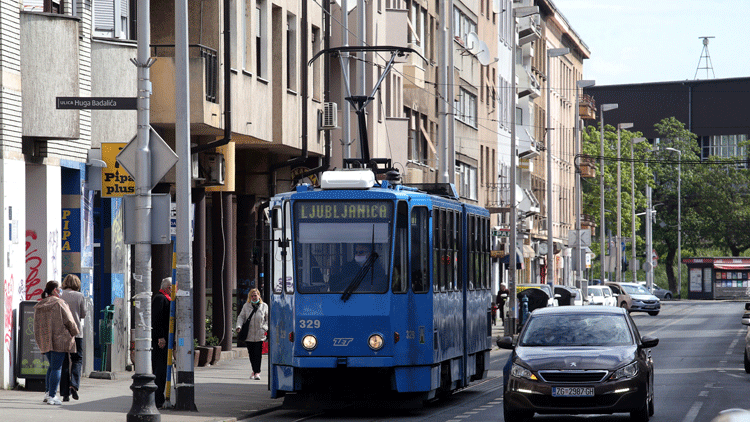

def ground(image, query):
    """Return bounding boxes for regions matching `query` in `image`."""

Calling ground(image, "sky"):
[550,0,750,86]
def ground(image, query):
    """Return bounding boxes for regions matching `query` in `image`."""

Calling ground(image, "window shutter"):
[94,0,115,38]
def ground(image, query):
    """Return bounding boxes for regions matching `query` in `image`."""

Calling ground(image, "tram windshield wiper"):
[341,252,379,302]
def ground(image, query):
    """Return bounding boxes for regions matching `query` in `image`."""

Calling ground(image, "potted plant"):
[206,335,222,365]
[193,338,201,367]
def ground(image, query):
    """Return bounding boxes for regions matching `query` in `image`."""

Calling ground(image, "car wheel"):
[504,400,533,422]
[630,395,650,422]
[648,311,659,316]
[620,302,630,311]
[744,349,750,374]
[664,293,672,300]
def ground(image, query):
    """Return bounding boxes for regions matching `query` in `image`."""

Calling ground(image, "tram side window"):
[440,209,448,292]
[393,201,408,293]
[483,217,490,289]
[456,210,462,290]
[447,210,455,291]
[467,215,475,290]
[473,216,481,289]
[433,208,440,293]
[411,207,429,293]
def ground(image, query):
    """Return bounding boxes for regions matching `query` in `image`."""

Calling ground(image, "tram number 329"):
[299,319,321,329]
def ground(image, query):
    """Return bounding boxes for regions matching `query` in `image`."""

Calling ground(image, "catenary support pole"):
[127,0,158,418]
[174,0,195,409]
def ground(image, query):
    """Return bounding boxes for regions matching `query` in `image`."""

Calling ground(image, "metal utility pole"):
[342,0,351,159]
[127,0,158,418]
[174,0,195,409]
[575,80,595,296]
[615,123,633,282]
[598,103,617,283]
[438,0,449,183]
[630,137,646,284]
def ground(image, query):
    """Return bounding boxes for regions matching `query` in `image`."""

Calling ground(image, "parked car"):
[710,408,750,422]
[637,281,673,300]
[650,285,673,300]
[606,282,661,316]
[553,285,580,306]
[497,306,658,422]
[572,288,585,306]
[587,285,617,307]
[517,284,559,307]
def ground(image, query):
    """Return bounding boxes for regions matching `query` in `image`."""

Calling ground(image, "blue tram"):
[268,169,492,405]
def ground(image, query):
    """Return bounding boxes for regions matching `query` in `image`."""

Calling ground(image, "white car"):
[587,285,617,306]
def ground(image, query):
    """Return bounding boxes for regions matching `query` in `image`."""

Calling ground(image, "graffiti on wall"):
[112,200,127,274]
[48,229,59,283]
[4,276,13,356]
[25,231,43,300]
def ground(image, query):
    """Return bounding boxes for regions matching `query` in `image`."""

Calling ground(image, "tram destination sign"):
[56,97,137,110]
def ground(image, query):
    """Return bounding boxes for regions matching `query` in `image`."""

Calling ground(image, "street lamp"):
[546,46,569,289]
[664,147,682,297]
[616,122,633,282]
[508,5,539,336]
[631,137,646,283]
[599,103,618,283]
[575,79,595,298]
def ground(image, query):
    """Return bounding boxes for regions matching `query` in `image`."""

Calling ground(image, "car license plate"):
[552,386,594,397]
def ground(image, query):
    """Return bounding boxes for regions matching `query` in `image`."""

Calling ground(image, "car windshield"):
[519,314,634,347]
[603,288,612,297]
[589,288,603,297]
[622,284,651,295]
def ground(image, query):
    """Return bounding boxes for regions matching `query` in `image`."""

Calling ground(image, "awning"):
[714,263,750,270]
[501,247,524,269]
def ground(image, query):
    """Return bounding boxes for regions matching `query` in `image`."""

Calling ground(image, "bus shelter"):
[683,257,750,300]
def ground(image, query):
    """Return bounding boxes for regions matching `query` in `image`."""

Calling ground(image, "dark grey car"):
[498,306,658,421]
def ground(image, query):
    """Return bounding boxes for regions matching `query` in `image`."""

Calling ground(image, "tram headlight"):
[368,334,384,351]
[301,335,317,351]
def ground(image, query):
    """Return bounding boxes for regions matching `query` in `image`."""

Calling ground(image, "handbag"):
[238,305,258,341]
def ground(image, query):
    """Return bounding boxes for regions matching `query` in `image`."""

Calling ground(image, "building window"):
[287,14,297,91]
[457,161,478,200]
[407,110,434,165]
[256,0,266,78]
[702,134,748,161]
[93,0,132,39]
[408,1,427,53]
[312,26,322,101]
[453,6,476,47]
[457,88,477,127]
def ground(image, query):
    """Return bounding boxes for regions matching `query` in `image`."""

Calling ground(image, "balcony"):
[517,66,541,99]
[579,93,596,120]
[581,214,597,232]
[485,182,511,214]
[150,44,222,133]
[579,156,597,178]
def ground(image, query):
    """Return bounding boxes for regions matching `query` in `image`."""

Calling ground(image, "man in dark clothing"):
[152,277,172,408]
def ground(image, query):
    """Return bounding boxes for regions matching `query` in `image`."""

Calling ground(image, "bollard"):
[520,296,530,327]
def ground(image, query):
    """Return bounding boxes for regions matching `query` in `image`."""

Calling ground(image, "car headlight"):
[610,361,639,380]
[368,334,384,350]
[301,335,317,351]
[511,363,538,381]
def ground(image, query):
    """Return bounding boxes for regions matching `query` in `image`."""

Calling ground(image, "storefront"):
[683,257,750,300]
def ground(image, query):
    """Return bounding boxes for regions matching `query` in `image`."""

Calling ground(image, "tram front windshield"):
[293,200,393,294]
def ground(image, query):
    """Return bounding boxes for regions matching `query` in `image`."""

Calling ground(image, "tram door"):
[402,205,431,365]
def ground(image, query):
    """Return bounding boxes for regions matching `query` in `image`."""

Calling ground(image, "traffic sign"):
[567,229,591,247]
[117,127,178,190]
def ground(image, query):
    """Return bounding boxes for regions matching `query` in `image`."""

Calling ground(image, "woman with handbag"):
[235,288,269,380]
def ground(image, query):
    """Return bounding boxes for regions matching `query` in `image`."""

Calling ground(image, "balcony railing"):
[151,44,219,103]
[579,93,596,120]
[484,183,511,213]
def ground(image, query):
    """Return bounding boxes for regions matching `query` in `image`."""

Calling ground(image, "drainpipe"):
[191,0,232,155]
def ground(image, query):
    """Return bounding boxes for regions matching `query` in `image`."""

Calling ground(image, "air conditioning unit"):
[198,152,225,186]
[321,102,338,130]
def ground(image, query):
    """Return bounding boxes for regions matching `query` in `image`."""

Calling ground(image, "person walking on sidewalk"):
[59,274,86,402]
[34,280,79,406]
[236,288,268,380]
[152,277,173,409]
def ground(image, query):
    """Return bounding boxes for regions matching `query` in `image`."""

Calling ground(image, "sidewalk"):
[1,348,280,422]
[3,325,509,422]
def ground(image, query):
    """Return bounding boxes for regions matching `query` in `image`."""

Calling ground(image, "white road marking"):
[682,401,703,422]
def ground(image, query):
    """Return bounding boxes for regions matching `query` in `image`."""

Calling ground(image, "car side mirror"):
[745,302,750,311]
[496,336,515,350]
[554,294,561,299]
[742,312,750,326]
[640,336,659,348]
